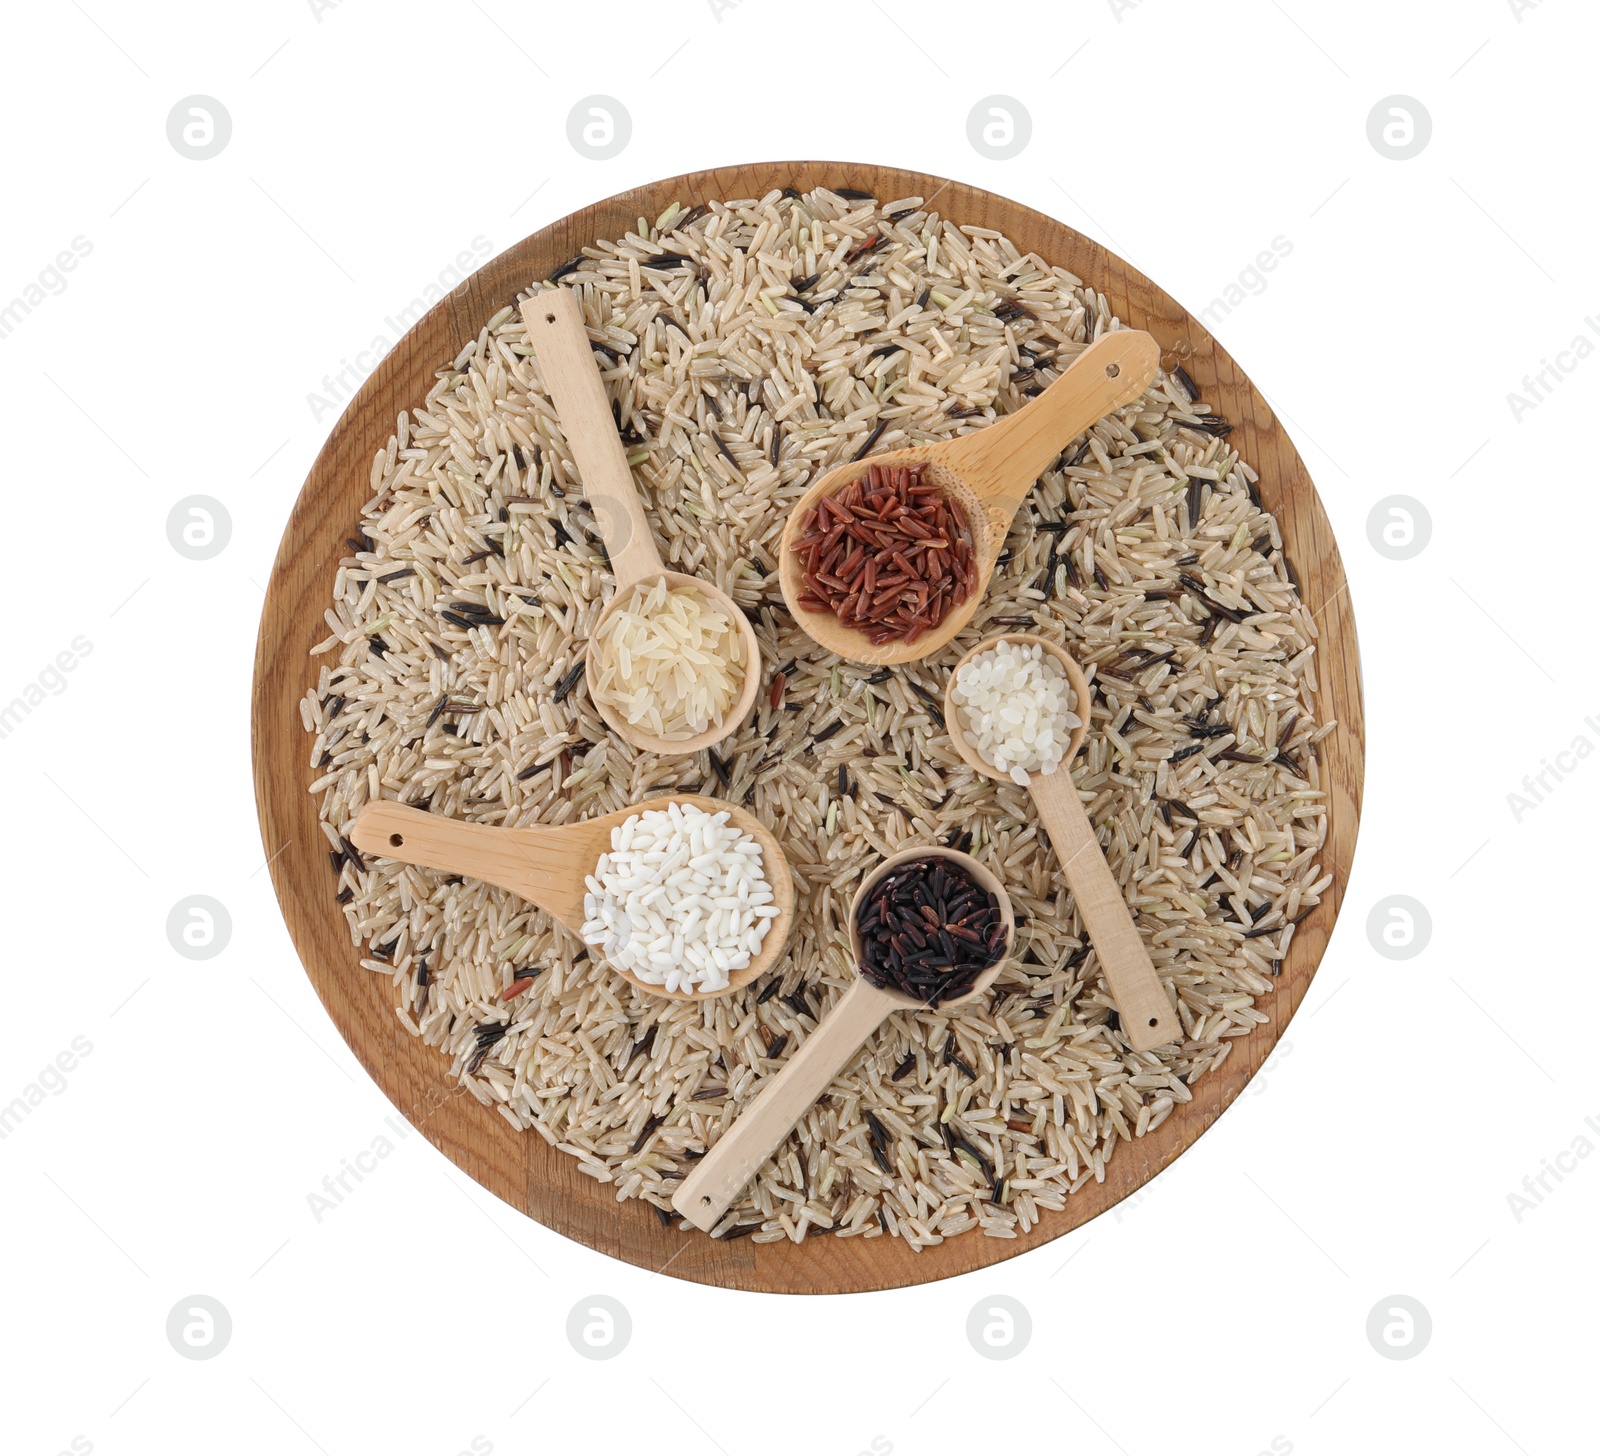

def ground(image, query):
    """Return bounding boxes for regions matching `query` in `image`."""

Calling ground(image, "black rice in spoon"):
[855,856,1006,1005]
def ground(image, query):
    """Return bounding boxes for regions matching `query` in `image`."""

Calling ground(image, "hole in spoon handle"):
[670,979,896,1231]
[958,330,1161,514]
[518,292,664,588]
[1028,771,1182,1052]
[347,801,575,923]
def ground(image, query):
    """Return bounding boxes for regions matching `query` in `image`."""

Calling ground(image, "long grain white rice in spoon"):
[590,577,744,739]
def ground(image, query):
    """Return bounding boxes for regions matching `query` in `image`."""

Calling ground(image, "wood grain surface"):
[251,160,1365,1295]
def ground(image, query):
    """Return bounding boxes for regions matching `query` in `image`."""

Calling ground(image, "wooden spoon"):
[521,289,762,755]
[777,329,1161,665]
[944,633,1182,1050]
[347,794,795,1001]
[672,846,1013,1231]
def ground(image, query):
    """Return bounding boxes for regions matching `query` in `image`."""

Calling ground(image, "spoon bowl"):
[522,289,760,756]
[945,631,1091,781]
[944,632,1183,1050]
[348,793,795,1000]
[845,846,1015,1010]
[585,570,762,757]
[778,330,1160,665]
[673,845,1014,1231]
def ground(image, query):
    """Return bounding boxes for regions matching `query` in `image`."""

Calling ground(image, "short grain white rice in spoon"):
[950,640,1081,785]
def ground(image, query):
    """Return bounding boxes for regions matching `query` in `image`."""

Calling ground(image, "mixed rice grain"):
[303,186,1333,1247]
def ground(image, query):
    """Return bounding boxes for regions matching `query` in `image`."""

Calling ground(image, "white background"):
[1,1,1594,1453]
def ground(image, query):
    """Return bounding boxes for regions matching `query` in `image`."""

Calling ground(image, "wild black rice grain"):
[552,661,585,702]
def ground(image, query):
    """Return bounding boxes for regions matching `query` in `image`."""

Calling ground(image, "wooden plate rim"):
[250,159,1365,1295]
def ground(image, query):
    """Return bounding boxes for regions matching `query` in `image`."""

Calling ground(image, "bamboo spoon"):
[778,330,1160,666]
[944,633,1183,1051]
[521,289,761,755]
[347,795,795,1001]
[672,847,1013,1232]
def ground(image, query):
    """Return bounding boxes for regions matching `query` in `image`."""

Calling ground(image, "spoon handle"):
[347,800,587,934]
[947,330,1161,517]
[520,290,665,589]
[672,977,900,1231]
[1029,770,1184,1051]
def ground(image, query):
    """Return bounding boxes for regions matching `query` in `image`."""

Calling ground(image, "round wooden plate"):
[251,160,1365,1294]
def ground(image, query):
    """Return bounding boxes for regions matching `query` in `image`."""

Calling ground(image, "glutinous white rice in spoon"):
[580,800,780,993]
